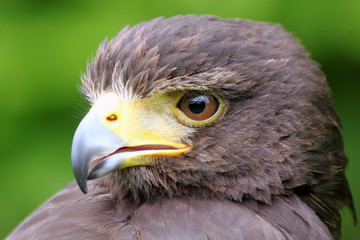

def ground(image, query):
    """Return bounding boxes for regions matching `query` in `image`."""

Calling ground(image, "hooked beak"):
[71,109,190,194]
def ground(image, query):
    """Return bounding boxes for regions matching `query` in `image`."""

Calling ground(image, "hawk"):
[7,15,356,240]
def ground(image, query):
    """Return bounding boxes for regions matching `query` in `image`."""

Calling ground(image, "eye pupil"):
[188,96,207,114]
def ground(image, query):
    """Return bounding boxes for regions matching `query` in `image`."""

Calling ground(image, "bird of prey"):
[7,15,356,240]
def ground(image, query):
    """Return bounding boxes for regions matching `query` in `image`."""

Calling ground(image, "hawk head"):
[71,15,355,236]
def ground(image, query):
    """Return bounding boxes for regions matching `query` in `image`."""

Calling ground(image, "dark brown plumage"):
[7,15,355,240]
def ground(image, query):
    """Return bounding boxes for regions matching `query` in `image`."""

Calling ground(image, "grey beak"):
[71,112,125,193]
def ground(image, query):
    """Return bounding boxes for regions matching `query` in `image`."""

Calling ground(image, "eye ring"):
[177,92,220,122]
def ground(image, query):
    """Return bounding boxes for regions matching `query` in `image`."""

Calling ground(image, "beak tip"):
[78,182,88,194]
[72,168,89,194]
[73,173,89,194]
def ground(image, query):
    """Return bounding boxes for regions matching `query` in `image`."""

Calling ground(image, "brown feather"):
[7,179,333,240]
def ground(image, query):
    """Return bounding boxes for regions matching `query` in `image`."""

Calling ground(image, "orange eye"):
[178,92,219,121]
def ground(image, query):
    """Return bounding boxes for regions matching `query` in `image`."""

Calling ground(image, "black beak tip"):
[73,172,88,194]
[78,180,88,194]
[72,159,89,194]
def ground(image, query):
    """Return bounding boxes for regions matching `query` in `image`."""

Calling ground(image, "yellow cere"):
[90,91,194,147]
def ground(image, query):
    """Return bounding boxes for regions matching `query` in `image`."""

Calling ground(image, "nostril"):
[106,114,118,121]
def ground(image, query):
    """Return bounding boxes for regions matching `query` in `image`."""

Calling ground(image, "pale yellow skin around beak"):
[94,91,194,153]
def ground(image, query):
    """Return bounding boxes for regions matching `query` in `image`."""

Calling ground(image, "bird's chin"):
[103,165,173,203]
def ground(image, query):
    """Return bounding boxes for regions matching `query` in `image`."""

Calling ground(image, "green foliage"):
[1,0,359,238]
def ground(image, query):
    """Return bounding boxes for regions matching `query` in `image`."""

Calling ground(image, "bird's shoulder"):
[124,195,333,240]
[6,180,114,240]
[7,180,333,240]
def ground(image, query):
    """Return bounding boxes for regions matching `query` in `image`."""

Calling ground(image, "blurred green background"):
[0,0,359,239]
